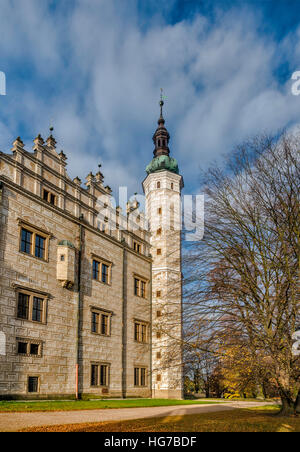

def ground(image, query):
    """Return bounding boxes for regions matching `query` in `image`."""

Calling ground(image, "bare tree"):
[183,131,300,415]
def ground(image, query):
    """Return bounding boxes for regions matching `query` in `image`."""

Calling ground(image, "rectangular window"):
[100,365,109,386]
[134,367,147,387]
[28,376,39,393]
[21,229,32,254]
[35,235,45,259]
[30,343,40,356]
[157,248,162,256]
[91,312,99,334]
[17,339,42,357]
[133,241,141,253]
[92,259,111,285]
[91,365,99,386]
[19,223,49,261]
[93,260,99,280]
[42,189,56,206]
[156,290,161,298]
[134,277,147,298]
[101,314,109,335]
[17,293,29,320]
[134,321,148,343]
[17,291,46,324]
[18,342,28,354]
[91,310,111,336]
[134,278,139,296]
[32,297,43,322]
[90,363,110,387]
[102,264,109,284]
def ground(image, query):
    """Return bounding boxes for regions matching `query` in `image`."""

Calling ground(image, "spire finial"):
[159,88,164,117]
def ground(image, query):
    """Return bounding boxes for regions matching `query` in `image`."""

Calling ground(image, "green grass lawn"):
[0,398,223,413]
[23,406,299,433]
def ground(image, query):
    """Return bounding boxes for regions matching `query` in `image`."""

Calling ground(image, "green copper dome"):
[146,155,179,175]
[58,240,75,248]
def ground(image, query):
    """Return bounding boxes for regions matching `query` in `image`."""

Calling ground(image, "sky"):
[0,0,300,199]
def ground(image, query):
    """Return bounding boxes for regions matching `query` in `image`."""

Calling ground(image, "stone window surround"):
[42,187,57,206]
[90,306,113,337]
[14,285,50,325]
[16,337,43,357]
[90,361,110,388]
[27,375,40,394]
[134,366,148,387]
[133,319,149,344]
[133,273,149,299]
[91,253,113,286]
[18,218,52,262]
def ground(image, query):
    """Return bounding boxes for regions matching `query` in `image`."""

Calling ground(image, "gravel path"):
[0,401,276,432]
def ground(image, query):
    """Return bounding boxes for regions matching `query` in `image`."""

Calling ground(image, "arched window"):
[158,139,161,147]
[163,139,166,146]
[157,181,160,189]
[171,183,174,190]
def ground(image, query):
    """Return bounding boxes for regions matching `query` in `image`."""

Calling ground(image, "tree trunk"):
[295,391,300,414]
[261,381,268,399]
[278,396,296,416]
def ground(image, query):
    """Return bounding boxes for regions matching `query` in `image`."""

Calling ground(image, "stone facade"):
[0,134,152,399]
[0,105,184,400]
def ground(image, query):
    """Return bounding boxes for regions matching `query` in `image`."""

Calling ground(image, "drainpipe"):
[75,215,84,400]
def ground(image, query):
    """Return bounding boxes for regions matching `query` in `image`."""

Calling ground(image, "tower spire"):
[153,89,170,157]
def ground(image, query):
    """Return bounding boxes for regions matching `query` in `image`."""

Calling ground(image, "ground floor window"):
[134,367,147,387]
[90,363,110,387]
[28,376,39,393]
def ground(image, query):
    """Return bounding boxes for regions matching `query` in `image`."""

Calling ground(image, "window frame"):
[42,188,57,206]
[133,276,148,299]
[90,362,110,388]
[134,320,149,344]
[27,375,40,394]
[91,308,112,337]
[16,337,43,357]
[16,289,47,324]
[133,240,142,254]
[92,257,112,285]
[134,367,147,387]
[19,222,50,261]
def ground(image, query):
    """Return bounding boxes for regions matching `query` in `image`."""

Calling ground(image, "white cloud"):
[0,0,299,196]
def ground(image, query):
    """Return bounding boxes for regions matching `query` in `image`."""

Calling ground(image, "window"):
[133,241,142,254]
[156,351,161,359]
[157,374,161,382]
[17,290,47,324]
[157,248,162,256]
[134,277,147,298]
[28,376,39,393]
[156,310,162,318]
[171,183,174,189]
[91,309,111,336]
[157,181,160,189]
[156,290,161,298]
[134,367,147,387]
[134,321,148,343]
[158,207,162,215]
[92,258,111,285]
[42,189,56,206]
[157,228,162,236]
[20,223,49,260]
[17,338,42,357]
[90,363,110,387]
[156,331,161,339]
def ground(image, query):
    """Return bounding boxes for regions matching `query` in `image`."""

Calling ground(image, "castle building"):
[0,102,183,399]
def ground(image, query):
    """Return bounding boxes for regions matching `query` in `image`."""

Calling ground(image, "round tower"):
[142,96,184,399]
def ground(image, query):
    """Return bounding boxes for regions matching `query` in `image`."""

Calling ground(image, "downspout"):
[75,215,84,400]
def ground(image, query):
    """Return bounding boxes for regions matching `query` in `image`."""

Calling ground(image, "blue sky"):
[0,0,300,198]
